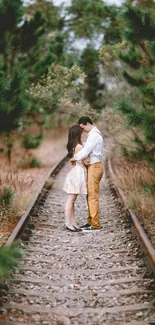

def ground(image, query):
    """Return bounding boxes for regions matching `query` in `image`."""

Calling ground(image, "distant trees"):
[66,0,122,42]
[66,0,108,39]
[0,0,125,142]
[19,0,66,81]
[0,0,30,160]
[79,46,105,111]
[29,64,86,125]
[2,0,154,172]
[66,0,123,110]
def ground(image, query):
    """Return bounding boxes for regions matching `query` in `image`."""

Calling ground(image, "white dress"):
[63,161,87,195]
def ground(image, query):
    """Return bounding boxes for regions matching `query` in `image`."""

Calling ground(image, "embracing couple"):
[63,116,104,232]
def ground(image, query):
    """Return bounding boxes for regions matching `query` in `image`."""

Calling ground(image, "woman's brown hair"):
[67,125,82,158]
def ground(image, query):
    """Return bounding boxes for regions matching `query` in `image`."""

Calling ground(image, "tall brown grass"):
[99,107,155,244]
[113,160,155,230]
[0,165,35,245]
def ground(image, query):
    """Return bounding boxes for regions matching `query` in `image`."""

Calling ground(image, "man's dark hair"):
[78,116,93,125]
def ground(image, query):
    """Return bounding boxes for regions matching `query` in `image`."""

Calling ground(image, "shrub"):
[19,155,40,169]
[22,134,43,149]
[0,244,22,282]
[0,168,34,226]
[30,157,40,168]
[0,188,14,207]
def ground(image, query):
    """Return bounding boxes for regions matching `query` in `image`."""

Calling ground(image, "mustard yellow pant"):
[87,162,103,228]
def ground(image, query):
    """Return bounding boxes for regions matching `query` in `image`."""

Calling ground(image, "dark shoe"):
[80,223,90,229]
[82,226,101,232]
[74,226,82,232]
[63,225,77,232]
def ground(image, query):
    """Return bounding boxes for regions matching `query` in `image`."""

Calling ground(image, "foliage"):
[66,1,123,111]
[0,243,21,281]
[143,183,155,195]
[0,0,24,70]
[0,187,14,207]
[0,0,66,82]
[19,0,67,81]
[100,3,155,170]
[66,0,122,42]
[66,0,107,39]
[29,157,40,168]
[0,0,69,142]
[19,12,66,81]
[0,60,30,134]
[0,0,30,156]
[29,64,86,116]
[0,0,125,141]
[22,133,43,149]
[0,57,29,161]
[80,46,105,111]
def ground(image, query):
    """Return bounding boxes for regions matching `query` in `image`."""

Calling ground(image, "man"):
[72,116,104,231]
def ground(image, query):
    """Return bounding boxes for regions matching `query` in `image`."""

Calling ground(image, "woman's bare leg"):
[65,194,78,229]
[70,194,78,227]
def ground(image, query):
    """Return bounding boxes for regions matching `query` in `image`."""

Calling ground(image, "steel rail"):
[4,155,68,247]
[108,158,155,275]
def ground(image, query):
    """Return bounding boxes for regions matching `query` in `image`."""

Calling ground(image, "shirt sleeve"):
[74,133,98,160]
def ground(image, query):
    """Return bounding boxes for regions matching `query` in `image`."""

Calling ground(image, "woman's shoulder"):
[74,143,83,153]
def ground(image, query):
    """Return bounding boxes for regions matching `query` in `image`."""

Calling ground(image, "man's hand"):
[83,156,90,166]
[70,158,76,167]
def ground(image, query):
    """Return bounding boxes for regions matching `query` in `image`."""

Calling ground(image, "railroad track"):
[0,157,155,325]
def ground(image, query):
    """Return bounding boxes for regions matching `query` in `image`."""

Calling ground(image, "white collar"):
[88,125,97,134]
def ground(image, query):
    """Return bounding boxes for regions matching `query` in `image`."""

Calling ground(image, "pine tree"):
[19,0,66,81]
[66,0,122,42]
[128,0,155,9]
[80,46,105,111]
[0,0,65,149]
[66,0,123,111]
[115,4,155,169]
[0,0,30,160]
[66,0,107,39]
[0,63,29,131]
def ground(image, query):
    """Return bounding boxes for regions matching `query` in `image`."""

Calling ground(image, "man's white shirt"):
[74,126,104,164]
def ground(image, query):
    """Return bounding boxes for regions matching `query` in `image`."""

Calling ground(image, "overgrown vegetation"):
[0,244,22,282]
[112,160,155,245]
[0,167,34,228]
[22,134,43,149]
[99,0,155,242]
[100,3,155,170]
[0,188,14,207]
[0,0,155,276]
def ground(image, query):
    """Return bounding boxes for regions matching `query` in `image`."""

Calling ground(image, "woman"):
[63,125,89,232]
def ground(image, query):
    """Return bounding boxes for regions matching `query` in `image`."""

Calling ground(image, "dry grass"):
[99,107,155,217]
[0,127,68,246]
[0,166,35,245]
[127,190,155,225]
[113,160,155,244]
[115,161,154,191]
[99,107,155,245]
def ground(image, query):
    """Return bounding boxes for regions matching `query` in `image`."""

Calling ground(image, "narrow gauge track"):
[0,158,155,325]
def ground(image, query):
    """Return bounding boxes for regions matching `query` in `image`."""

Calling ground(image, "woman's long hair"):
[67,125,82,158]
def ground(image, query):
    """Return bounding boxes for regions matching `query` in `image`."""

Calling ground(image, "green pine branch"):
[123,70,146,87]
[118,47,141,69]
[149,40,155,58]
[115,100,143,127]
[122,4,155,43]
